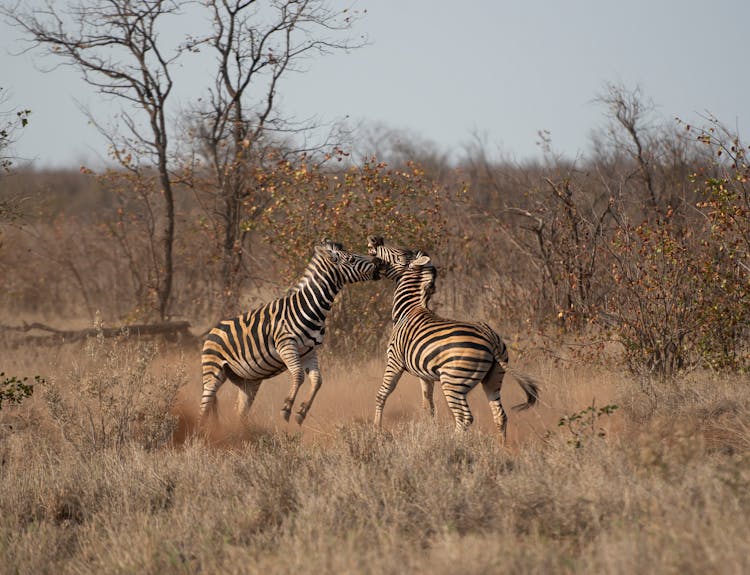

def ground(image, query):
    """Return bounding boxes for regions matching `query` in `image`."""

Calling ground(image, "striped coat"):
[200,240,383,426]
[368,238,539,443]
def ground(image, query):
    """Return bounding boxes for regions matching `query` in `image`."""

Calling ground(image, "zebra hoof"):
[295,403,308,425]
[281,407,291,422]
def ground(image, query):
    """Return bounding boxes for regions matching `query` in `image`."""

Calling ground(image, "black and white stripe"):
[367,236,539,443]
[200,239,383,426]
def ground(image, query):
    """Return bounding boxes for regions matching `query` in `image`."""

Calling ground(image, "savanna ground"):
[2,314,750,574]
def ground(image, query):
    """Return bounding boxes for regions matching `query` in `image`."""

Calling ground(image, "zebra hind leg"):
[374,359,405,428]
[441,379,474,432]
[419,378,436,418]
[199,368,227,427]
[481,363,508,445]
[235,380,262,426]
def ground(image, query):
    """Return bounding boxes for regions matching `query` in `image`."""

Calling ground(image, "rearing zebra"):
[200,239,383,426]
[367,236,539,444]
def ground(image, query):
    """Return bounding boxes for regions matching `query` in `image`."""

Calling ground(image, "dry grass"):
[2,336,750,574]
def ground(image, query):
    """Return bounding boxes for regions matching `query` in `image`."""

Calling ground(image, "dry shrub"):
[41,329,185,453]
[1,411,749,574]
[2,366,750,575]
[621,371,750,458]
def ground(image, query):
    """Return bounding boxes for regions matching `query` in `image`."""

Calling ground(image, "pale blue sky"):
[1,0,748,168]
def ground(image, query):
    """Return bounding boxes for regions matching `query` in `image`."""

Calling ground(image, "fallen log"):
[0,320,195,345]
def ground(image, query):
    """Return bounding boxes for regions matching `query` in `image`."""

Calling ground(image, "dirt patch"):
[177,356,625,450]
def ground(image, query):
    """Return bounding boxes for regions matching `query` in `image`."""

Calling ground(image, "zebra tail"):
[501,360,540,411]
[481,323,541,411]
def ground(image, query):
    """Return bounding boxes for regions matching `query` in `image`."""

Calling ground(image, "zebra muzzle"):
[372,257,385,280]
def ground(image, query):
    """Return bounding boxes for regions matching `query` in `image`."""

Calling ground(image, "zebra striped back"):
[389,255,507,384]
[200,239,384,426]
[370,243,539,444]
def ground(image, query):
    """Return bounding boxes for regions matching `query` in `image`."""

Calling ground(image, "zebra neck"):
[392,281,423,323]
[295,276,340,316]
[291,263,343,324]
[292,254,342,292]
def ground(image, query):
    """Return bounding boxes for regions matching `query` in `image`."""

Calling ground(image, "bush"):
[691,125,750,369]
[604,124,750,379]
[607,213,701,378]
[42,328,184,453]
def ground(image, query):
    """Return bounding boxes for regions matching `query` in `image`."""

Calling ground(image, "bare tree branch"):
[2,0,182,320]
[181,0,365,315]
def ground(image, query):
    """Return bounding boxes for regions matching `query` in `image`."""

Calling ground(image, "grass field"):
[2,334,749,574]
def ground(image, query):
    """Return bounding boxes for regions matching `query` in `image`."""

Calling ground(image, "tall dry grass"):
[2,336,749,574]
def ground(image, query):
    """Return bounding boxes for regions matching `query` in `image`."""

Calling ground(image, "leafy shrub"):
[260,154,463,353]
[607,214,701,379]
[605,124,750,378]
[0,372,39,410]
[690,126,750,370]
[558,401,619,448]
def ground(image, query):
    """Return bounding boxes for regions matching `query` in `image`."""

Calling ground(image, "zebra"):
[200,239,384,427]
[367,236,539,444]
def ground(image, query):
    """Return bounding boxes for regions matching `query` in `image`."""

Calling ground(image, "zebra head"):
[366,235,420,281]
[316,238,384,283]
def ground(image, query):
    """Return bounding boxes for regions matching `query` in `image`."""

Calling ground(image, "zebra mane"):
[409,253,437,308]
[287,240,343,293]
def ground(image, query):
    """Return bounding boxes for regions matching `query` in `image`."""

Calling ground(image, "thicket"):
[2,0,745,381]
[445,88,750,381]
[2,86,750,380]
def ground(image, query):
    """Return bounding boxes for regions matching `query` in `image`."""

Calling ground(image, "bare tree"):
[593,83,662,211]
[181,0,364,315]
[2,0,181,320]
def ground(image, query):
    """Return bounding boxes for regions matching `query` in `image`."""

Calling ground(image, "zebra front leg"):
[199,366,226,426]
[235,380,262,426]
[277,339,305,422]
[374,359,405,427]
[420,378,436,418]
[295,353,321,425]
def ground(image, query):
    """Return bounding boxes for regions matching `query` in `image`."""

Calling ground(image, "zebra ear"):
[320,238,344,250]
[410,254,431,267]
[319,243,343,263]
[315,243,334,260]
[317,239,344,262]
[367,235,384,248]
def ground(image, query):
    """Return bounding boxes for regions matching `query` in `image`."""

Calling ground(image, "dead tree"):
[0,86,30,173]
[3,0,181,321]
[594,83,663,212]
